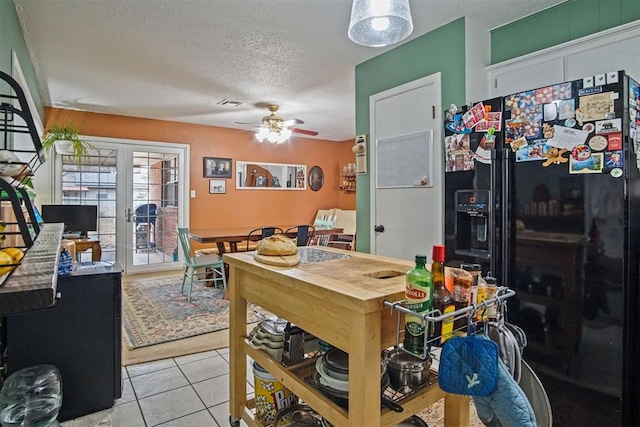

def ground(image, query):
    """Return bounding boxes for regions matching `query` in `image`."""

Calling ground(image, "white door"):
[121,145,187,274]
[54,138,188,274]
[370,73,443,261]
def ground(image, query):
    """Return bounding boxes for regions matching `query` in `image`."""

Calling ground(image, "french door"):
[55,138,188,273]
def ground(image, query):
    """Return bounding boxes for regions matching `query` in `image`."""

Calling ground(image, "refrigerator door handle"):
[501,149,511,286]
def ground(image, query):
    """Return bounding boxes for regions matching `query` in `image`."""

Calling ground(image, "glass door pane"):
[130,150,180,270]
[60,147,116,263]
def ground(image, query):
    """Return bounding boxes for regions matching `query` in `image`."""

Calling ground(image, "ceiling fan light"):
[348,0,413,47]
[256,127,269,142]
[281,128,292,140]
[267,131,279,143]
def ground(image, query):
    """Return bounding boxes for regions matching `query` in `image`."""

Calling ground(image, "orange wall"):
[45,108,355,233]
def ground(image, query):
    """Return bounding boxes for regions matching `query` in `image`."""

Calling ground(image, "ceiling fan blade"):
[282,118,304,126]
[235,121,262,126]
[291,127,319,136]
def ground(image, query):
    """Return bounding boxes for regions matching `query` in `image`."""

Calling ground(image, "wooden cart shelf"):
[224,246,470,427]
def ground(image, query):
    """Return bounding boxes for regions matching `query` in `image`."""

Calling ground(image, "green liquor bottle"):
[404,254,433,354]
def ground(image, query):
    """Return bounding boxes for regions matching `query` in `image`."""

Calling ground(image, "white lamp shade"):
[348,0,413,47]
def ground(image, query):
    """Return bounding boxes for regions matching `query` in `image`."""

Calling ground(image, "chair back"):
[177,227,195,263]
[246,226,284,251]
[285,225,315,247]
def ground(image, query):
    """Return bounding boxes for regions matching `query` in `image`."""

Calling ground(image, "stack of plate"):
[314,349,350,408]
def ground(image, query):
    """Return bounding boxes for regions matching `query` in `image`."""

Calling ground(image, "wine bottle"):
[431,245,455,345]
[404,254,433,354]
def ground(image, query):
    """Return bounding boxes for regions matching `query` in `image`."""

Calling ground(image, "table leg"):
[444,393,470,427]
[216,242,227,254]
[228,265,247,423]
[349,310,381,426]
[92,242,102,261]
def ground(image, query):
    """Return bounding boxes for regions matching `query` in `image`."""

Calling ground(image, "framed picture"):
[203,157,232,178]
[308,166,324,191]
[209,179,226,194]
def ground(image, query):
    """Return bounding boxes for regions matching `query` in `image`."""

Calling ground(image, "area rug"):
[123,274,258,349]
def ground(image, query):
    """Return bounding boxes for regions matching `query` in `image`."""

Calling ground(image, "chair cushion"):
[190,253,223,266]
[195,248,219,256]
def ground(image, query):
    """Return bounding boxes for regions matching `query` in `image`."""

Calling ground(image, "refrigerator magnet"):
[543,103,557,121]
[595,74,607,86]
[605,151,623,169]
[509,136,528,152]
[569,153,603,174]
[541,147,569,166]
[558,99,575,120]
[607,133,623,151]
[588,135,608,151]
[595,118,621,133]
[607,72,619,84]
[571,144,591,161]
[611,168,623,178]
[582,123,595,133]
[583,76,594,88]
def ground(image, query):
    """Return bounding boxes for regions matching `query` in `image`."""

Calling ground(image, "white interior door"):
[370,73,443,261]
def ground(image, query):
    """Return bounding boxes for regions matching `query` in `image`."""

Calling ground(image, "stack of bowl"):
[248,321,286,362]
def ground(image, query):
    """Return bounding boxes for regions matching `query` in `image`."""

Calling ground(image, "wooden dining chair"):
[285,225,316,247]
[246,226,284,251]
[177,227,227,302]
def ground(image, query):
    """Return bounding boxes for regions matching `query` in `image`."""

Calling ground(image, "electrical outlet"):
[190,190,196,198]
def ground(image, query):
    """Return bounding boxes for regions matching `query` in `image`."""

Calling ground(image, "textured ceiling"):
[13,0,566,142]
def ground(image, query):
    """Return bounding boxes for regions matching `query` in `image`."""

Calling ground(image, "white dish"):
[317,356,349,381]
[316,358,349,391]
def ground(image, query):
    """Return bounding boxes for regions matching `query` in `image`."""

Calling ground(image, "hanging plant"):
[41,123,95,162]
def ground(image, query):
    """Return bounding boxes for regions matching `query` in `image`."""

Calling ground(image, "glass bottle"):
[484,275,499,320]
[404,254,433,354]
[430,245,455,346]
[475,273,488,321]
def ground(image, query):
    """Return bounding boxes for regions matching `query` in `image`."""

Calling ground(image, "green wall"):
[354,18,467,252]
[0,0,43,118]
[492,0,640,63]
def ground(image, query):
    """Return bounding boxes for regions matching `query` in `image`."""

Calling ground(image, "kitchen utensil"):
[316,358,349,391]
[322,348,349,375]
[384,347,432,393]
[316,356,349,381]
[282,323,306,366]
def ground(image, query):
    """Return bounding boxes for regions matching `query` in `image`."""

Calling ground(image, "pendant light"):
[348,0,413,47]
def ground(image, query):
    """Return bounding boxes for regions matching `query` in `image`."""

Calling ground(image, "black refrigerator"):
[444,70,640,427]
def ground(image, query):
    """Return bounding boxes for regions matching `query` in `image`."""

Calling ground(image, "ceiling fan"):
[236,105,319,140]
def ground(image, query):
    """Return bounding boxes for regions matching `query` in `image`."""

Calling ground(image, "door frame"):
[369,72,442,256]
[51,136,190,273]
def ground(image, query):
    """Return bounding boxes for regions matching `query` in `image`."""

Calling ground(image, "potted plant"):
[41,123,94,161]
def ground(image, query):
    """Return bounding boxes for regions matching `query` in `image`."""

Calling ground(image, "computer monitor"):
[41,204,98,238]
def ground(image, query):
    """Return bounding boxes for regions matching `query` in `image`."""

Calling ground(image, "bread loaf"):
[255,234,298,256]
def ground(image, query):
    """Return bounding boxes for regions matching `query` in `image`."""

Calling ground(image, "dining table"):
[188,225,343,254]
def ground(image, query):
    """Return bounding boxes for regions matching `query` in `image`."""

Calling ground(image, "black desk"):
[6,262,122,422]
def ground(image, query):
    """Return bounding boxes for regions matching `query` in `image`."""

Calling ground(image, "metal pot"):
[384,347,432,392]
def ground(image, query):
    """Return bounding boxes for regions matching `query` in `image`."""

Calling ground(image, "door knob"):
[374,225,385,233]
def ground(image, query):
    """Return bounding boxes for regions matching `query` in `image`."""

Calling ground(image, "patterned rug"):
[123,274,258,349]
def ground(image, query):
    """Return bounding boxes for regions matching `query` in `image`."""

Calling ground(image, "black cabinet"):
[6,263,122,422]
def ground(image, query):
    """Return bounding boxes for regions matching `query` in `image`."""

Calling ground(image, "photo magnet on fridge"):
[569,153,604,174]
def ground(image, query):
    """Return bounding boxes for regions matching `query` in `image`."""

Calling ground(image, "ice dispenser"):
[454,190,490,259]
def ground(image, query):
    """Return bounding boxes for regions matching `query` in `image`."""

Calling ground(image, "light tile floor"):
[61,348,252,427]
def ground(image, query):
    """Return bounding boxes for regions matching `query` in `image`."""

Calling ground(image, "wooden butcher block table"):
[224,246,470,427]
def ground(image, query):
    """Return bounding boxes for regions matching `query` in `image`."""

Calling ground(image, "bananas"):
[0,247,24,276]
[2,247,24,263]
